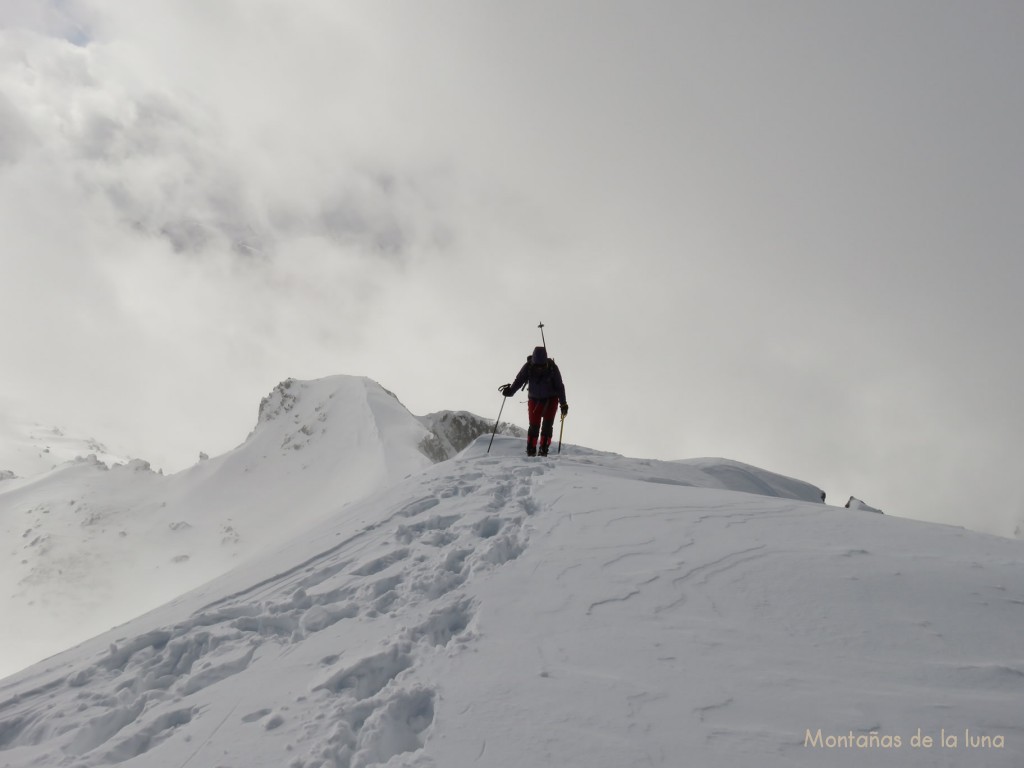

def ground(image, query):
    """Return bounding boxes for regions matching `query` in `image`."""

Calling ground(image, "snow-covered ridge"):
[0,414,131,481]
[0,372,854,688]
[1,434,1022,767]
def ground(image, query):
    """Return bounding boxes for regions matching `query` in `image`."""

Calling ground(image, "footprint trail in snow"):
[0,456,550,768]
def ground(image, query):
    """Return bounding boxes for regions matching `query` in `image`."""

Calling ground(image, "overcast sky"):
[2,1,1022,536]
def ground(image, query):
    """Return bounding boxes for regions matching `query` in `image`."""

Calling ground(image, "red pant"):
[527,398,560,451]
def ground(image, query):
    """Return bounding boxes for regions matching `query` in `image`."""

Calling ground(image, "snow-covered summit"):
[247,376,523,467]
[191,375,435,510]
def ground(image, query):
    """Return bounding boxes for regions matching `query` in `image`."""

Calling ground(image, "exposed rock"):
[417,411,525,463]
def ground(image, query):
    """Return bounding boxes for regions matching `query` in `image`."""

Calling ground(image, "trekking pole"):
[557,412,566,454]
[487,384,509,454]
[538,321,547,350]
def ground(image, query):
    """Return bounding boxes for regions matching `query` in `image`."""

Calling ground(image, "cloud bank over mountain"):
[3,2,1023,539]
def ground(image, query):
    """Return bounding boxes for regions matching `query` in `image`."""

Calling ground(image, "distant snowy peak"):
[0,414,131,481]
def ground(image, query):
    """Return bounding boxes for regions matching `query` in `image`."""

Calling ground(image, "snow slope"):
[0,376,524,681]
[1,434,1022,767]
[0,377,435,680]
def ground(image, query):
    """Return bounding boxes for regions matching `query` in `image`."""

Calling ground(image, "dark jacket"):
[511,358,567,404]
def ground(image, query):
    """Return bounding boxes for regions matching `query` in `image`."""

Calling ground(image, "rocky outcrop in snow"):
[416,410,525,462]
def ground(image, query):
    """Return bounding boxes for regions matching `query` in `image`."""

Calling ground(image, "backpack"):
[525,356,558,394]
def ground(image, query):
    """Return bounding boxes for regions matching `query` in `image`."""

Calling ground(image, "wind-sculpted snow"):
[676,456,825,503]
[1,435,1023,766]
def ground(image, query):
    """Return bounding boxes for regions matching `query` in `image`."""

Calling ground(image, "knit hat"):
[531,346,548,365]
